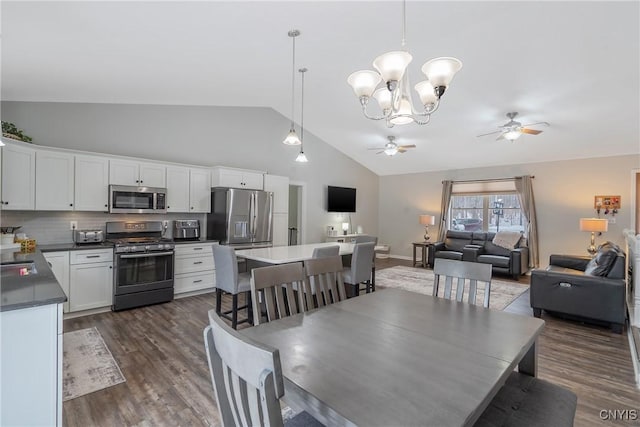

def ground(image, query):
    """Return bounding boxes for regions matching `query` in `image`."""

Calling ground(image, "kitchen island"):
[1,248,67,426]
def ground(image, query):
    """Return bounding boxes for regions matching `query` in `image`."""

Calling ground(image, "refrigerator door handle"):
[249,192,256,239]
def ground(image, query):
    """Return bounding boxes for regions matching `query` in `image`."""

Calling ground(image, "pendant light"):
[295,68,309,163]
[283,30,302,145]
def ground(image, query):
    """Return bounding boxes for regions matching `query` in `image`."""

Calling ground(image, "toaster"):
[74,230,104,244]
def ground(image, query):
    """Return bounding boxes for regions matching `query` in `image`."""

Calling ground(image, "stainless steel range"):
[106,221,175,311]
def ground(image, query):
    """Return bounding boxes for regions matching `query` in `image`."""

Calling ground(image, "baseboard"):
[388,254,412,261]
[174,288,215,299]
[63,306,111,320]
[628,324,640,388]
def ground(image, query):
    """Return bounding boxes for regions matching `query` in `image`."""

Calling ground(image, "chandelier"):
[347,1,462,128]
[283,30,301,145]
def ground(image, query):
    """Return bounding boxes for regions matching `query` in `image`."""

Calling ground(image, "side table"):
[412,242,431,268]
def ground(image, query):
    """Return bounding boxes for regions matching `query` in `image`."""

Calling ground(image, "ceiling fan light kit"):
[477,111,550,142]
[369,136,416,156]
[347,1,462,128]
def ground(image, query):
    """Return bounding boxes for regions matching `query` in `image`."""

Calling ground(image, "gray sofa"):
[429,230,529,279]
[530,242,626,333]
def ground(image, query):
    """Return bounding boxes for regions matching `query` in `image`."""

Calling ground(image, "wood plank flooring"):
[63,258,640,426]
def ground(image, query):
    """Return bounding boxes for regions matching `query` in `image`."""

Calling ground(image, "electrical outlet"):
[162,220,169,229]
[70,221,78,230]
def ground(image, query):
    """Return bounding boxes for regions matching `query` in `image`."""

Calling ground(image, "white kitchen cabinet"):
[1,303,63,426]
[69,249,114,312]
[166,166,211,213]
[43,251,71,313]
[264,174,289,214]
[1,142,36,210]
[109,159,166,187]
[35,150,75,211]
[74,154,109,211]
[211,166,264,190]
[174,242,217,295]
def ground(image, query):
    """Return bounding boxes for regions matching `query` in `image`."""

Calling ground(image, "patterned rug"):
[376,266,528,310]
[63,327,126,401]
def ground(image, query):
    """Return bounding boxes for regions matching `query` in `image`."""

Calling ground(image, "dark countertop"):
[38,242,115,252]
[1,249,68,312]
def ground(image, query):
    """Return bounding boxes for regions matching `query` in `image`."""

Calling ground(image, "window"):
[449,193,524,233]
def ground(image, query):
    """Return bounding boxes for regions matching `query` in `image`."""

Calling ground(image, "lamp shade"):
[420,215,436,226]
[414,80,437,106]
[421,57,462,88]
[342,222,349,231]
[347,70,382,98]
[579,218,608,232]
[373,51,412,83]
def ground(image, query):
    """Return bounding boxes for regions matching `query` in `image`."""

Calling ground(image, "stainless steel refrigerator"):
[206,188,273,247]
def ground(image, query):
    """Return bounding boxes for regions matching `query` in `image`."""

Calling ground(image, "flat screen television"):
[327,186,356,212]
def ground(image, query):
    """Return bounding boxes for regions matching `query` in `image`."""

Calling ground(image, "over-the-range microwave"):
[109,185,167,214]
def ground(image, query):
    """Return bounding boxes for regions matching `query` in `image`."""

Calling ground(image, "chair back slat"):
[304,256,347,307]
[204,311,285,427]
[251,262,305,325]
[433,259,492,308]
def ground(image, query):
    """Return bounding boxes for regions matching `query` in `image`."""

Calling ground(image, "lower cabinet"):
[43,251,70,313]
[69,249,114,312]
[174,242,217,295]
[1,303,63,426]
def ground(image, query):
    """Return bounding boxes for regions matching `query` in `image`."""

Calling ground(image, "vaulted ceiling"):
[2,1,638,175]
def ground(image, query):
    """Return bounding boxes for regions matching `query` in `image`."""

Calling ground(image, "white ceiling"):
[2,1,639,176]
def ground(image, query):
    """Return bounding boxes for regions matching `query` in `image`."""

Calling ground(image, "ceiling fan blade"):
[477,130,502,138]
[398,144,416,149]
[496,133,505,141]
[521,121,550,128]
[397,148,407,153]
[376,150,385,154]
[521,128,542,135]
[368,147,385,150]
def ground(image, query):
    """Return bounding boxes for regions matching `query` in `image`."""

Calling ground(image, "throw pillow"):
[492,231,522,250]
[584,248,619,276]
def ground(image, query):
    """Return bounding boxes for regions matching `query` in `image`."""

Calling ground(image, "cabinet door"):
[264,175,289,214]
[242,171,264,190]
[189,168,211,212]
[109,159,140,186]
[74,155,109,211]
[69,262,113,312]
[272,213,289,247]
[35,150,75,211]
[1,143,36,210]
[43,252,70,313]
[216,168,244,188]
[166,166,190,212]
[139,162,166,187]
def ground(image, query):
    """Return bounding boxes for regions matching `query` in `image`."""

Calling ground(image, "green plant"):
[2,121,33,142]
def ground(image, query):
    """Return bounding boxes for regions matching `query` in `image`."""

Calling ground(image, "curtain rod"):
[442,176,535,184]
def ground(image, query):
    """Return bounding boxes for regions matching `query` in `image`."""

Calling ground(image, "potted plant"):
[2,121,33,143]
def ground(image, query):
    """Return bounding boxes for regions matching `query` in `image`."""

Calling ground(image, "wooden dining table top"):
[241,288,545,427]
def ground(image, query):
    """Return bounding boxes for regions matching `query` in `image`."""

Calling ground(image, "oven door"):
[115,251,174,295]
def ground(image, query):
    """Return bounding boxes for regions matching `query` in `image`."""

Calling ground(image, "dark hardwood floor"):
[63,258,640,426]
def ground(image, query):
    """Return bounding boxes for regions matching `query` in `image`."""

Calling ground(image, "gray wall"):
[379,155,640,265]
[1,101,379,244]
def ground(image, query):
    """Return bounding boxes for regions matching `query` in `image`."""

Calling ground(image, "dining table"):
[241,288,545,427]
[235,242,365,265]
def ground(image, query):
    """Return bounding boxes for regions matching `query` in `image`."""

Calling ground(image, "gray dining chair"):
[352,235,378,288]
[341,242,376,297]
[433,258,492,308]
[212,245,252,329]
[204,310,323,427]
[311,245,340,258]
[303,256,347,309]
[251,262,306,325]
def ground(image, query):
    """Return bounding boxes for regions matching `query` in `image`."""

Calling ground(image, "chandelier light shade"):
[347,1,462,128]
[295,68,309,163]
[283,30,301,146]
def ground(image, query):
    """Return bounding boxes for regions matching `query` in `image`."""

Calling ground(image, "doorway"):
[288,182,306,245]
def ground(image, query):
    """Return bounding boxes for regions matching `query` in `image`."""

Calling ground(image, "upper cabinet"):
[75,155,109,211]
[35,150,75,211]
[1,143,36,210]
[166,166,211,213]
[110,159,166,188]
[211,167,263,190]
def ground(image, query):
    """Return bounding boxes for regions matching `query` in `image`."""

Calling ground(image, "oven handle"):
[119,251,174,259]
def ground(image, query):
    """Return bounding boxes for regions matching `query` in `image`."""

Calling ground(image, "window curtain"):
[515,175,539,268]
[438,180,453,242]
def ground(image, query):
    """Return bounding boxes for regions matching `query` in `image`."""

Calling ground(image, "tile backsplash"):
[0,211,205,244]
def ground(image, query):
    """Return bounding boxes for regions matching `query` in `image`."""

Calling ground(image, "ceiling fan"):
[368,136,416,156]
[477,112,550,141]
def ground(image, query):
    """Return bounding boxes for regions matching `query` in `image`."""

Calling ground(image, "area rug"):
[63,327,126,401]
[376,266,528,310]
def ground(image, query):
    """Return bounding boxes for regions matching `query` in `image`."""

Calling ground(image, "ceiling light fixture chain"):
[283,29,302,146]
[295,68,309,163]
[347,0,462,128]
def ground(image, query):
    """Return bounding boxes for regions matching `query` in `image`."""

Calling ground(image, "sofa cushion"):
[483,241,513,257]
[444,231,472,251]
[492,231,522,250]
[477,254,510,268]
[585,247,620,276]
[471,232,488,245]
[434,251,463,261]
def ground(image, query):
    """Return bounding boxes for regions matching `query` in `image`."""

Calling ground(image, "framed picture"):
[594,195,621,210]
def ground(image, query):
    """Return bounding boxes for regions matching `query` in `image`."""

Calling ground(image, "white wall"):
[1,101,379,244]
[379,154,640,265]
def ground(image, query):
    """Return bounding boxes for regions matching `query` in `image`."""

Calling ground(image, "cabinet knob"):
[70,203,73,207]
[190,207,194,210]
[105,204,108,208]
[109,266,113,269]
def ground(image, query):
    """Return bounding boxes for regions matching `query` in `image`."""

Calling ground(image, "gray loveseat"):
[428,230,529,279]
[530,242,626,333]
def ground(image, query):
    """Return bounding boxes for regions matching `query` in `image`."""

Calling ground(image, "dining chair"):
[352,235,378,288]
[341,241,376,297]
[204,310,323,427]
[212,245,252,329]
[433,258,492,308]
[311,245,340,258]
[303,256,347,309]
[251,262,306,325]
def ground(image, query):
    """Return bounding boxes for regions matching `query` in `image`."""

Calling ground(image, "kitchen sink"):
[0,261,38,277]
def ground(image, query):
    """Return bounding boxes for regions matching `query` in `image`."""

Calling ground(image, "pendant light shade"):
[295,67,309,163]
[283,30,301,146]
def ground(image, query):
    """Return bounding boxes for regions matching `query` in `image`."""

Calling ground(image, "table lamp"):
[419,214,436,242]
[579,218,608,256]
[342,222,349,235]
